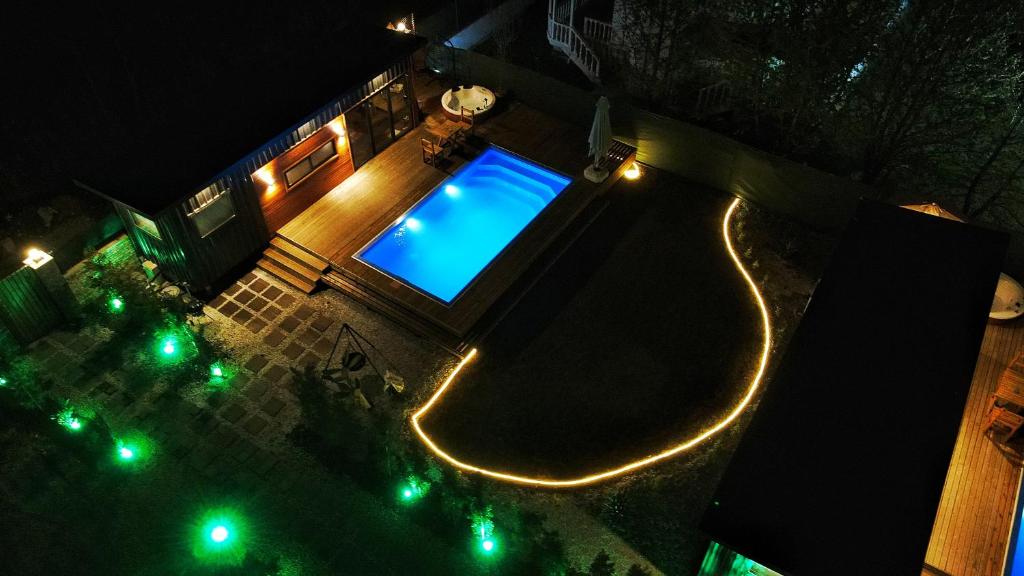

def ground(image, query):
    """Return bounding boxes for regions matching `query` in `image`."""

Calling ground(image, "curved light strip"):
[410,197,772,487]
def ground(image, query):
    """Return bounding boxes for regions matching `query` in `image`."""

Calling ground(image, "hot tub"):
[991,273,1024,321]
[442,85,496,122]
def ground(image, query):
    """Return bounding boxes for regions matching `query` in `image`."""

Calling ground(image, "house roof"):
[3,4,423,215]
[701,201,1008,576]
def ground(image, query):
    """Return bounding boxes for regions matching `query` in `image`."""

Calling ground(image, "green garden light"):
[191,507,248,566]
[55,405,84,432]
[113,434,153,467]
[0,376,7,386]
[119,446,135,460]
[69,418,82,430]
[211,364,224,378]
[481,538,496,553]
[109,296,124,312]
[162,339,176,356]
[397,475,429,504]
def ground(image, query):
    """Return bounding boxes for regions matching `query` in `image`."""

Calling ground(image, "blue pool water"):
[357,147,572,303]
[1008,471,1024,575]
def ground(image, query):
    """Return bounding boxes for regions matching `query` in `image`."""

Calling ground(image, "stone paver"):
[219,300,240,317]
[244,380,270,401]
[246,317,268,333]
[279,316,301,333]
[210,294,227,309]
[298,351,321,368]
[230,441,258,463]
[220,403,248,424]
[250,278,269,292]
[261,397,286,417]
[240,272,257,284]
[248,449,278,475]
[244,354,269,373]
[264,364,287,383]
[232,309,253,324]
[263,286,283,300]
[282,342,304,360]
[277,293,297,309]
[249,296,269,311]
[224,282,244,297]
[297,328,319,346]
[235,289,257,304]
[294,304,315,320]
[242,414,270,436]
[310,315,333,333]
[260,305,283,322]
[262,329,287,347]
[313,338,333,357]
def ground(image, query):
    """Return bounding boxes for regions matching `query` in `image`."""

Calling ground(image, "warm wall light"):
[328,119,346,138]
[623,162,642,180]
[23,248,53,269]
[395,21,408,32]
[255,167,275,187]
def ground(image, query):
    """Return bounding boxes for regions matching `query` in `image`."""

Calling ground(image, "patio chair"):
[985,404,1024,442]
[421,138,452,167]
[458,106,475,134]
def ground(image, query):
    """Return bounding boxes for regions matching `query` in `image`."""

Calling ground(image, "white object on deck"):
[991,273,1024,321]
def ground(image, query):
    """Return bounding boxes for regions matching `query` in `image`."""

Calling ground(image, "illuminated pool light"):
[444,184,460,198]
[409,198,772,487]
[403,217,422,232]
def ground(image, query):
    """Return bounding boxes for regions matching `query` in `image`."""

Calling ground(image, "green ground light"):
[55,405,84,432]
[191,507,248,566]
[207,362,237,388]
[398,475,430,504]
[0,376,7,386]
[113,434,154,468]
[470,511,498,559]
[108,296,124,313]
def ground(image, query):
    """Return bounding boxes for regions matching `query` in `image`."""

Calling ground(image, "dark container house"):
[59,8,425,293]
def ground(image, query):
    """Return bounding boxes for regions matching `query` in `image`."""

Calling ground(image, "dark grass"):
[420,173,762,478]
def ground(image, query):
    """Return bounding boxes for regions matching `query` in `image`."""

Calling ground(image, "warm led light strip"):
[410,197,772,487]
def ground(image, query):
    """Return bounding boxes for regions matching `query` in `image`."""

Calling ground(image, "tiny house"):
[66,9,424,293]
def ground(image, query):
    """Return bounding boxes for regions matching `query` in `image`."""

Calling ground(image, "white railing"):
[582,16,616,45]
[695,80,733,117]
[547,0,602,82]
[547,19,601,82]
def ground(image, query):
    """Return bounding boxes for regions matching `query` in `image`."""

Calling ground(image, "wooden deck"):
[278,101,635,346]
[925,320,1024,576]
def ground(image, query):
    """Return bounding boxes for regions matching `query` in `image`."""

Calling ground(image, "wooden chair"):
[421,138,452,167]
[985,404,1024,441]
[458,106,475,135]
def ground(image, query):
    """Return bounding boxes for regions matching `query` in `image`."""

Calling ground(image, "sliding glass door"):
[343,74,412,169]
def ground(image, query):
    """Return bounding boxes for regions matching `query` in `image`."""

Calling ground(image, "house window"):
[131,211,161,240]
[284,140,337,187]
[294,119,317,142]
[185,183,235,238]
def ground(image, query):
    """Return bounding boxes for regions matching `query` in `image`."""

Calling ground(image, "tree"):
[626,564,653,576]
[588,549,616,576]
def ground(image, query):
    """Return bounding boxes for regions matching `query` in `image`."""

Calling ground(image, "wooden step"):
[322,271,460,350]
[257,258,317,293]
[262,248,322,283]
[270,236,329,272]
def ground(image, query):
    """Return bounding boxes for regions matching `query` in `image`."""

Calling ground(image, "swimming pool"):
[356,147,572,303]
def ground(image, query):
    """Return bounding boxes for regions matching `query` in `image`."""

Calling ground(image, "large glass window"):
[186,183,235,237]
[284,140,337,187]
[131,211,161,239]
[343,74,410,169]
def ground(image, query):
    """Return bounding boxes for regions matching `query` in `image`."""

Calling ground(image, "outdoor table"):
[425,120,464,145]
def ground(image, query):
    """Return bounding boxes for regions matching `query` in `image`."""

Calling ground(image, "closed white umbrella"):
[585,96,612,183]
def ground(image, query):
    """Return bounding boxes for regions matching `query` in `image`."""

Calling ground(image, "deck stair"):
[257,236,328,294]
[547,0,603,83]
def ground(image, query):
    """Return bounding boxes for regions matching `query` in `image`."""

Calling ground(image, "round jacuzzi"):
[991,273,1024,321]
[442,85,496,122]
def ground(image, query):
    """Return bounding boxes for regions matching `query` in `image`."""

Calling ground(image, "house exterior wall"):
[111,54,417,292]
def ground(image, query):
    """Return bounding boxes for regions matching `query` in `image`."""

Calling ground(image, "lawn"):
[418,172,764,479]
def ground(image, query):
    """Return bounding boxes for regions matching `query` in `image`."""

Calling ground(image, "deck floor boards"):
[925,320,1024,575]
[278,102,634,343]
